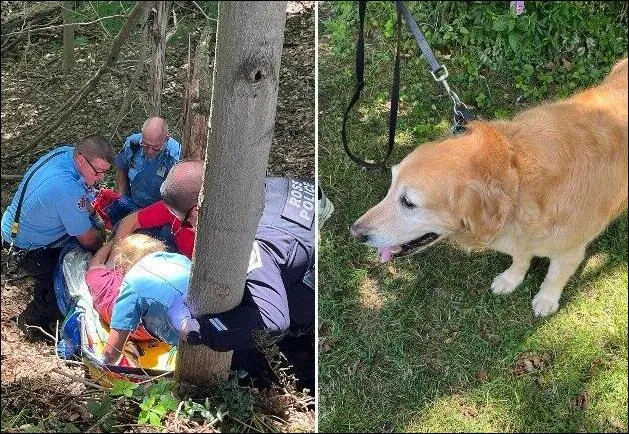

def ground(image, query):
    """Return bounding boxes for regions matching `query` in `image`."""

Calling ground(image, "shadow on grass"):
[317,12,627,428]
[318,160,627,433]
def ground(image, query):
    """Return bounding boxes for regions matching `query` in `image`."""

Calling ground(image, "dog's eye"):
[400,195,416,209]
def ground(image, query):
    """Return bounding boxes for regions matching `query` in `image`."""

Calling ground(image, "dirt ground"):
[1,2,314,432]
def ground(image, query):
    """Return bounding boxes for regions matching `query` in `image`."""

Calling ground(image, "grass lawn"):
[317,2,628,432]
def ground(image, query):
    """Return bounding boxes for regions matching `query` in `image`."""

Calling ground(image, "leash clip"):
[430,65,449,82]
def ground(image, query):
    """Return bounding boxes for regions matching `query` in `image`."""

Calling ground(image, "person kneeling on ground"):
[86,233,166,342]
[93,117,181,228]
[101,250,192,363]
[1,135,113,340]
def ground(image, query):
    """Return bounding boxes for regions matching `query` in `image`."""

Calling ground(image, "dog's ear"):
[458,179,513,245]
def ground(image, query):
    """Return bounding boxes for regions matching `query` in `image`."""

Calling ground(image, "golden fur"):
[351,58,627,316]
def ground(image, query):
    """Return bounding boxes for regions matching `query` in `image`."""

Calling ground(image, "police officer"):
[1,135,114,340]
[108,161,316,393]
[103,117,181,226]
[182,176,316,393]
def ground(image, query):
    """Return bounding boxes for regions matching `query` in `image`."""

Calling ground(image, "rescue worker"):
[95,117,181,227]
[1,135,114,340]
[104,161,315,393]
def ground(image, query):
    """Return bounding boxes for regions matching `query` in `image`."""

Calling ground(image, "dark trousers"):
[9,246,64,340]
[231,330,315,397]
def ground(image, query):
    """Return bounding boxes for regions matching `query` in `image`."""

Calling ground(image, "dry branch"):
[3,2,147,160]
[51,367,108,392]
[1,174,23,181]
[1,1,63,32]
[2,14,128,37]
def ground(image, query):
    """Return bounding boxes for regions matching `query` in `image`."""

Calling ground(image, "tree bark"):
[181,27,215,160]
[61,1,75,74]
[148,1,171,117]
[175,1,287,387]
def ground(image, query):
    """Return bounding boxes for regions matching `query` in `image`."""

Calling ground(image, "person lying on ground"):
[1,135,114,340]
[86,233,166,342]
[103,160,316,393]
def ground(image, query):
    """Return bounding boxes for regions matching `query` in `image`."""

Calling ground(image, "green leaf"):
[109,379,138,398]
[138,409,149,424]
[139,395,156,411]
[149,411,162,427]
[492,18,506,32]
[86,395,111,418]
[146,380,175,397]
[508,32,519,52]
[159,395,179,413]
[383,18,395,38]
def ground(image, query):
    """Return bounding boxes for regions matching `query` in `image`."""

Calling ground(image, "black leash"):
[341,0,478,171]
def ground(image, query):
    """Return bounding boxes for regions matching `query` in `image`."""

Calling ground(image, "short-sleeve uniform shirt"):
[1,146,94,249]
[109,252,191,346]
[114,133,181,208]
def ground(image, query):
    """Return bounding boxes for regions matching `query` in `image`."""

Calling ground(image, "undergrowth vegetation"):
[318,1,627,432]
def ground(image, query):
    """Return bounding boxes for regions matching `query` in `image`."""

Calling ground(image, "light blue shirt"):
[114,133,181,208]
[1,146,94,249]
[110,252,191,346]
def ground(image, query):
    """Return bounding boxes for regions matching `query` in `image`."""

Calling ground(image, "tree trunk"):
[61,1,75,74]
[181,27,215,160]
[110,4,152,140]
[148,1,171,117]
[175,1,287,388]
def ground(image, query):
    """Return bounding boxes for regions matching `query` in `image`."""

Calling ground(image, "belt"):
[1,240,23,251]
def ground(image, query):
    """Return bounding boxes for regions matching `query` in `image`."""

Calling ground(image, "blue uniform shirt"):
[114,133,181,208]
[1,146,94,249]
[196,178,315,351]
[110,251,191,346]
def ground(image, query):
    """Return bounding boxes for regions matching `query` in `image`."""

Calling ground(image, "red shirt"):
[85,267,154,341]
[137,200,195,259]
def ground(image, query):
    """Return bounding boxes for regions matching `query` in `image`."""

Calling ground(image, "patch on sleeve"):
[280,179,315,229]
[247,241,262,274]
[209,317,228,332]
[77,194,90,212]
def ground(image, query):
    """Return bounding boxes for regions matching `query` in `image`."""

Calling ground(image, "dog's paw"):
[531,291,559,317]
[491,271,522,295]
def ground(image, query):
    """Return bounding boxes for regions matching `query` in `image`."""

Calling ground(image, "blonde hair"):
[111,234,166,272]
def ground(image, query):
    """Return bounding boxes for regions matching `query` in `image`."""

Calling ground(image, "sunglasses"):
[80,153,109,175]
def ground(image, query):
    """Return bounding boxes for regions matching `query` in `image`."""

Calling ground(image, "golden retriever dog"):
[351,58,627,317]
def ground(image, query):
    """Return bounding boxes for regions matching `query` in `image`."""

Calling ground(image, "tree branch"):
[2,14,128,37]
[1,174,22,181]
[1,1,63,32]
[4,2,148,159]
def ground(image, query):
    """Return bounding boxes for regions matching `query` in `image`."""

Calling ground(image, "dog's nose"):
[349,223,368,243]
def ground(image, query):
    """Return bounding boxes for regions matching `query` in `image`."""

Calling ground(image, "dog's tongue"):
[378,247,394,263]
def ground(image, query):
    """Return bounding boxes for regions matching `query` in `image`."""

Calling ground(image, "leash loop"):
[342,0,481,170]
